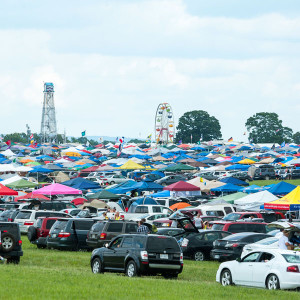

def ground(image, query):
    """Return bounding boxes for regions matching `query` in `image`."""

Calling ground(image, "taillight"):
[24,222,34,226]
[58,232,71,238]
[100,233,107,240]
[180,253,183,264]
[8,218,13,222]
[140,251,148,261]
[287,265,299,273]
[18,240,22,245]
[227,243,239,248]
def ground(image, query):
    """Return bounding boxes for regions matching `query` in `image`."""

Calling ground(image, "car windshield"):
[282,254,300,263]
[147,236,180,252]
[254,237,278,245]
[16,211,31,219]
[211,224,224,231]
[51,220,68,232]
[223,213,241,221]
[169,211,185,218]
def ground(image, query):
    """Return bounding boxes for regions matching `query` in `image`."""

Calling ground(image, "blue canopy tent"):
[61,177,100,190]
[128,197,159,213]
[225,164,250,171]
[211,183,243,193]
[28,166,53,173]
[108,181,163,194]
[151,190,171,198]
[219,177,249,186]
[242,185,264,194]
[266,181,297,196]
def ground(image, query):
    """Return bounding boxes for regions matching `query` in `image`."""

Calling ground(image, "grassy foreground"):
[252,179,300,186]
[0,239,299,299]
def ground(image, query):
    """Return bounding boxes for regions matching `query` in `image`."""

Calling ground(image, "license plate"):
[160,254,168,259]
[52,234,57,238]
[214,255,220,259]
[92,234,97,239]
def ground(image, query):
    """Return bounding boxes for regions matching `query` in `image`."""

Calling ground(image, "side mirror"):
[236,257,241,263]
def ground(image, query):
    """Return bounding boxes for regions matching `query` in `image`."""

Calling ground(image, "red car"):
[211,221,268,234]
[27,217,70,248]
[222,211,284,223]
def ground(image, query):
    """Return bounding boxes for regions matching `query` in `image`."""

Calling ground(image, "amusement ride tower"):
[40,82,57,143]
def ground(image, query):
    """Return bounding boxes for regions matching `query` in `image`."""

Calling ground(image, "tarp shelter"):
[266,181,297,196]
[161,163,195,172]
[0,184,18,195]
[150,190,171,198]
[211,183,243,193]
[264,186,300,210]
[215,192,247,204]
[170,202,191,210]
[7,179,38,189]
[71,197,88,206]
[86,190,121,200]
[234,190,278,206]
[220,177,249,186]
[32,183,82,196]
[14,192,50,201]
[164,181,201,197]
[54,172,70,183]
[117,160,145,170]
[0,175,22,186]
[61,178,100,190]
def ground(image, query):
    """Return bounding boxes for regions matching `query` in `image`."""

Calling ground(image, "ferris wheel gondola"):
[155,103,175,144]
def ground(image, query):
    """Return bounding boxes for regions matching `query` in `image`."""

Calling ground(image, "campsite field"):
[0,239,299,300]
[252,179,300,186]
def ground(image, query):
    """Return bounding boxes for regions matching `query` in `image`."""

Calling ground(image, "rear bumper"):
[86,239,106,249]
[210,249,239,261]
[140,262,183,274]
[1,250,23,258]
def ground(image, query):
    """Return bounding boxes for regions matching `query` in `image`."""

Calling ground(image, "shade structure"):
[215,192,247,204]
[164,181,200,191]
[162,163,195,172]
[266,181,297,196]
[117,160,145,170]
[238,158,256,164]
[71,197,88,206]
[86,190,121,200]
[243,185,264,194]
[264,186,300,210]
[0,184,18,195]
[61,178,100,190]
[14,192,50,201]
[6,179,38,189]
[169,202,191,210]
[234,190,278,206]
[32,183,82,196]
[151,190,171,198]
[211,183,243,193]
[219,177,249,186]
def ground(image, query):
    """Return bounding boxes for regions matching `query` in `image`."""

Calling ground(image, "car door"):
[114,236,134,269]
[234,252,261,286]
[201,232,220,254]
[251,252,275,287]
[74,220,95,248]
[103,236,124,269]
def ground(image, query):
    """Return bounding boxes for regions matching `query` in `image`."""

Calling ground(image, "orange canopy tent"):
[170,202,191,210]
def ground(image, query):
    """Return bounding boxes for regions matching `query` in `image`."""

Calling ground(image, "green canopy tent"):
[86,190,121,200]
[6,179,38,189]
[214,192,246,204]
[162,163,195,172]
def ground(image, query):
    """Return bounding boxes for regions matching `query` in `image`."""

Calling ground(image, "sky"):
[1,0,300,142]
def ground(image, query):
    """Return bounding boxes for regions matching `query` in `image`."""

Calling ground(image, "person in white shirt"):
[275,228,284,239]
[194,212,203,229]
[278,230,293,250]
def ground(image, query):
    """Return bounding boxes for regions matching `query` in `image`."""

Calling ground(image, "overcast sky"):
[1,0,300,142]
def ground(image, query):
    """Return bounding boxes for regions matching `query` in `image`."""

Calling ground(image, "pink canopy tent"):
[32,183,82,196]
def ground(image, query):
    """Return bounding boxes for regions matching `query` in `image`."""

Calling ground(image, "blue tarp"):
[220,177,249,186]
[225,164,250,171]
[151,190,171,198]
[242,185,264,193]
[266,181,297,196]
[211,183,243,193]
[61,177,100,190]
[28,166,53,173]
[109,181,163,194]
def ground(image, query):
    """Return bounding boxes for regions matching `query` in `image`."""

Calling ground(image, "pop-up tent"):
[266,181,297,196]
[117,160,145,170]
[235,190,278,206]
[164,181,200,197]
[61,177,100,190]
[220,177,249,186]
[6,179,38,189]
[0,184,18,195]
[86,190,121,200]
[32,183,82,196]
[211,183,243,193]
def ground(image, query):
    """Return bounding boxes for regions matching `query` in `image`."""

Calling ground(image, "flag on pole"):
[81,131,86,137]
[117,143,123,157]
[228,137,233,142]
[30,134,34,139]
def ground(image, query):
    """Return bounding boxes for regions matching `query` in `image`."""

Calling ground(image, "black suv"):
[91,234,183,278]
[47,218,97,250]
[87,220,138,249]
[0,222,23,263]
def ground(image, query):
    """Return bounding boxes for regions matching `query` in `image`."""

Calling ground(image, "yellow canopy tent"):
[238,158,256,164]
[117,160,145,170]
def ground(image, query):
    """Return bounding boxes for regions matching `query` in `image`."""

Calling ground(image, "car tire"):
[266,274,280,290]
[6,256,20,264]
[265,176,270,180]
[1,232,16,253]
[126,260,138,277]
[91,257,103,274]
[220,269,232,286]
[193,251,205,261]
[110,181,115,185]
[37,244,46,249]
[27,226,37,242]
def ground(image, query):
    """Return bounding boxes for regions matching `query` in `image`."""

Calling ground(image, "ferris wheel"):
[155,103,175,144]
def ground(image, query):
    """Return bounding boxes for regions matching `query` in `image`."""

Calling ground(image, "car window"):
[258,252,274,262]
[74,221,94,230]
[46,219,57,229]
[227,224,246,233]
[107,222,123,233]
[134,236,146,248]
[220,232,231,239]
[247,224,266,233]
[242,252,260,262]
[110,237,123,249]
[203,232,220,241]
[252,235,268,243]
[121,237,134,248]
[152,206,163,213]
[148,215,155,220]
[125,223,138,233]
[91,222,106,232]
[51,220,68,231]
[36,218,43,228]
[224,207,233,214]
[16,211,32,219]
[135,206,148,213]
[211,224,224,231]
[282,254,300,263]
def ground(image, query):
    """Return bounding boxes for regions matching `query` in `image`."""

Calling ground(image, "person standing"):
[194,212,203,229]
[137,219,150,234]
[278,230,294,250]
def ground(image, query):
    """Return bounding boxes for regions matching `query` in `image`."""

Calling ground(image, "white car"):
[241,237,279,258]
[216,249,300,290]
[101,174,129,185]
[132,213,170,224]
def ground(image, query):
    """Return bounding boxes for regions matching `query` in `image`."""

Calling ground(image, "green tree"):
[175,110,222,143]
[293,132,300,144]
[3,132,28,143]
[245,112,293,143]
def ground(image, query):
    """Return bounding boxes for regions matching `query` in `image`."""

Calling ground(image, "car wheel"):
[37,244,46,249]
[220,269,232,286]
[193,251,205,261]
[6,256,20,264]
[1,233,16,253]
[91,258,103,274]
[266,274,280,290]
[265,176,270,180]
[126,260,138,277]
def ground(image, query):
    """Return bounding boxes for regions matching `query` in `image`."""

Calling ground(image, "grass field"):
[252,179,300,186]
[0,239,299,299]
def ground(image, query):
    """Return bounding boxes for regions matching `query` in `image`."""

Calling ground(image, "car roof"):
[213,221,266,225]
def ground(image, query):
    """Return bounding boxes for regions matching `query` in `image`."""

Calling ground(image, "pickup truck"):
[123,205,173,221]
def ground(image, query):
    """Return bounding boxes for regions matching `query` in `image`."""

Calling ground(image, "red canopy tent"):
[0,184,18,196]
[163,181,200,191]
[71,198,88,206]
[14,192,50,202]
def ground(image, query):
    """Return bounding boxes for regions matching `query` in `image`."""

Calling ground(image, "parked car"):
[87,220,138,249]
[222,212,284,223]
[241,236,279,258]
[156,228,185,237]
[132,213,170,224]
[211,221,268,234]
[61,208,82,217]
[14,210,70,233]
[216,249,300,290]
[21,201,77,211]
[90,234,183,278]
[211,232,271,261]
[101,174,129,185]
[249,166,276,180]
[27,216,71,248]
[47,218,97,250]
[0,209,18,222]
[0,222,23,263]
[141,173,164,182]
[127,171,149,181]
[230,171,253,182]
[154,175,187,186]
